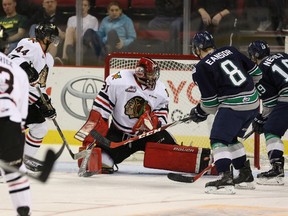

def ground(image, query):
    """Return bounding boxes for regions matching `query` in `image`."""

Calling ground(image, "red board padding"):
[144,142,217,174]
[78,147,102,173]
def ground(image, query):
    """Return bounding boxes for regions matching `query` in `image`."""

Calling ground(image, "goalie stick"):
[0,149,56,183]
[167,163,215,183]
[36,86,89,160]
[78,141,97,177]
[167,130,254,183]
[90,116,192,149]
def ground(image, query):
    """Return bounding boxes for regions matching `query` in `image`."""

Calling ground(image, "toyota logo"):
[61,76,104,120]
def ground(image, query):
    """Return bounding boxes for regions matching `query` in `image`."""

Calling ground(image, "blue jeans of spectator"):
[83,29,107,59]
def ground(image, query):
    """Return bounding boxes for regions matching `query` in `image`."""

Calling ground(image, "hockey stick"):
[50,118,88,160]
[78,116,192,176]
[90,116,192,149]
[242,130,254,141]
[78,141,97,177]
[167,163,215,183]
[36,86,89,160]
[0,149,56,183]
[167,129,254,183]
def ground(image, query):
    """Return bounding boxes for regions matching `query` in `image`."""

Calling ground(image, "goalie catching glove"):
[132,111,161,134]
[34,93,56,119]
[252,113,267,134]
[190,104,208,123]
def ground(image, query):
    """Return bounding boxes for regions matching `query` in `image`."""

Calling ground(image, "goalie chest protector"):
[144,142,217,174]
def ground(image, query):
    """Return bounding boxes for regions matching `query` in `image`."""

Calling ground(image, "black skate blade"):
[167,173,194,183]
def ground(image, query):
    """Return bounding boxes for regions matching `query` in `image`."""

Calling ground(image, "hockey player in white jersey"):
[75,57,213,175]
[0,48,32,215]
[8,22,59,172]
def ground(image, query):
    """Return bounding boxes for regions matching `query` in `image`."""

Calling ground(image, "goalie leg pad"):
[144,142,217,174]
[78,146,102,173]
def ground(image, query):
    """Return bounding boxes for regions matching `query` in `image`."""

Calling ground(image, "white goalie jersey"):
[93,69,169,134]
[8,38,54,103]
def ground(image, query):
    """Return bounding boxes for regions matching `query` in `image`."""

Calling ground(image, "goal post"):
[104,52,279,169]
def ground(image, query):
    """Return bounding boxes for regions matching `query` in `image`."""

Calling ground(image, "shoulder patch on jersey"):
[124,96,151,119]
[125,86,137,93]
[112,72,122,80]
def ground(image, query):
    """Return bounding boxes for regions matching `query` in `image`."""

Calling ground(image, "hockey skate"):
[23,156,43,172]
[101,152,117,174]
[233,160,255,190]
[205,170,235,194]
[257,157,285,185]
[17,206,30,216]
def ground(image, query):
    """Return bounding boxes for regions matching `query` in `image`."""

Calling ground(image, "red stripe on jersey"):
[26,134,42,143]
[153,111,168,118]
[96,96,112,110]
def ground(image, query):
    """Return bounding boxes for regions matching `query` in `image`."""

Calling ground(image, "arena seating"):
[129,0,156,19]
[26,0,287,55]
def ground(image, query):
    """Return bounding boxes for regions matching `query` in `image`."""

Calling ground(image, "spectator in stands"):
[83,1,136,65]
[148,0,183,54]
[195,0,236,47]
[61,0,98,65]
[255,0,288,32]
[0,0,29,54]
[28,0,66,59]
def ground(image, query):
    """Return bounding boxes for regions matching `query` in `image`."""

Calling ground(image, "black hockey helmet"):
[135,57,160,90]
[35,22,60,47]
[248,40,270,60]
[191,31,215,56]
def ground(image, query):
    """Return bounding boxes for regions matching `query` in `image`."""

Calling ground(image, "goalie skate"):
[205,171,236,195]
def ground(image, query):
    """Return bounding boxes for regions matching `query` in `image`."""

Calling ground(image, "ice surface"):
[0,145,288,216]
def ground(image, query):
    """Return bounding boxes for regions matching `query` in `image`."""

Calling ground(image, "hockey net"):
[104,52,288,169]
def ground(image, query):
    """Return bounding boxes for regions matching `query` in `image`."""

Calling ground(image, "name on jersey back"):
[205,49,233,65]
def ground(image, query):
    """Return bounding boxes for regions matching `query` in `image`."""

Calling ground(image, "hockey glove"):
[20,62,39,85]
[252,114,267,134]
[132,111,161,134]
[35,94,57,120]
[190,104,208,123]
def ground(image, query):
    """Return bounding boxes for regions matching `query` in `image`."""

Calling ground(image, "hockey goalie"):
[74,57,214,175]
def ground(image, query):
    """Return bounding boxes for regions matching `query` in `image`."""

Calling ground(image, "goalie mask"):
[35,22,60,47]
[248,40,270,61]
[191,31,215,57]
[135,57,160,90]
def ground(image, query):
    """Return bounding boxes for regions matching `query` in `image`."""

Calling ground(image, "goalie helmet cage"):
[104,52,260,169]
